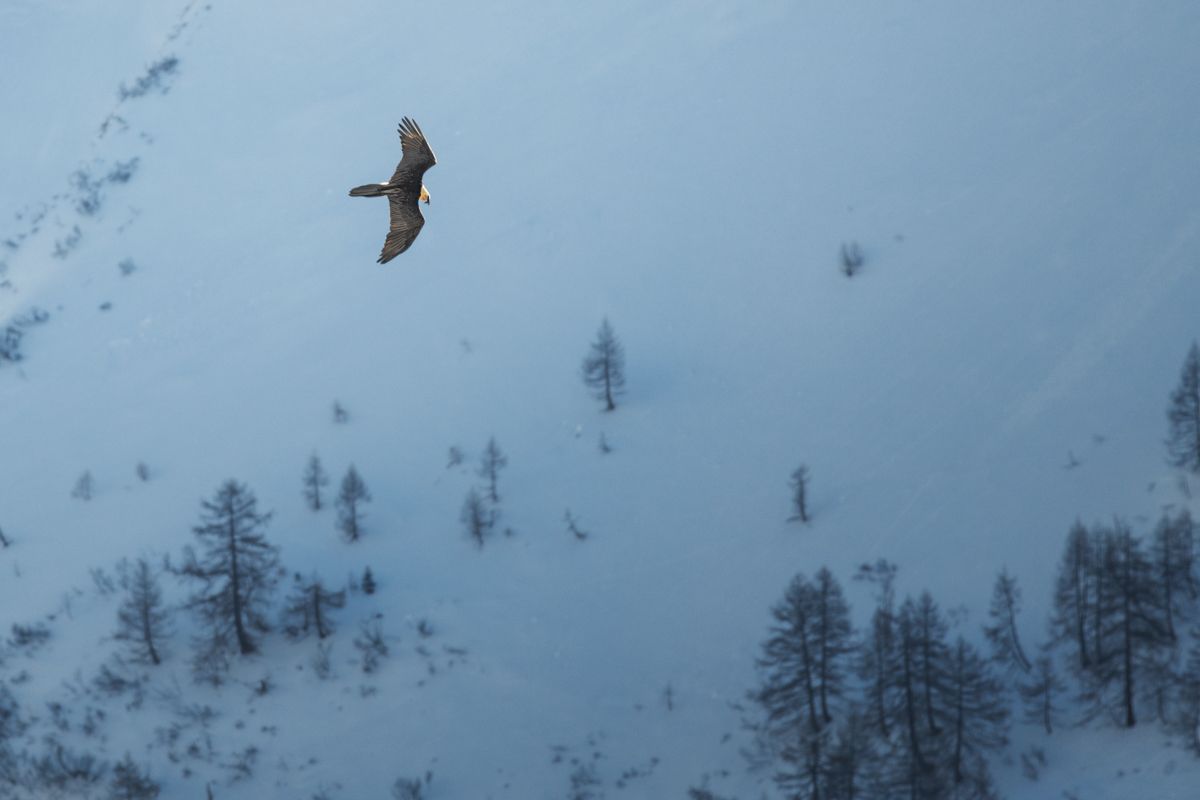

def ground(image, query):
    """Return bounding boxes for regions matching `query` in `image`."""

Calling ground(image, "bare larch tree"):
[181,480,279,657]
[581,318,626,411]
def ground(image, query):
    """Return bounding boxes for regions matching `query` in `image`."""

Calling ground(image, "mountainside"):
[2,2,1200,798]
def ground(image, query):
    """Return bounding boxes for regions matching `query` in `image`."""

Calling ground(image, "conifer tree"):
[983,567,1031,675]
[302,452,330,511]
[1019,655,1066,734]
[180,480,279,657]
[945,636,1009,790]
[1076,520,1171,728]
[336,465,372,542]
[855,559,899,739]
[1151,509,1197,643]
[912,592,951,737]
[282,574,346,640]
[789,465,810,523]
[757,568,854,799]
[581,318,626,411]
[362,566,377,595]
[114,557,170,665]
[885,598,947,800]
[822,710,872,800]
[1174,632,1200,755]
[1051,520,1093,671]
[1166,341,1200,472]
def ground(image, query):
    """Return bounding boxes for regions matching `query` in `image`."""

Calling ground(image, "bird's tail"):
[349,184,386,197]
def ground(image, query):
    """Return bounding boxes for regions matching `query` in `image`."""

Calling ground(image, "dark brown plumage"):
[349,117,437,263]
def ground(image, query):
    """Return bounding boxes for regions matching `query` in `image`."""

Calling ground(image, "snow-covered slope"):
[2,1,1200,797]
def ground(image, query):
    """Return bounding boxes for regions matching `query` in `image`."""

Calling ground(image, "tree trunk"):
[1122,583,1136,728]
[228,513,252,655]
[141,600,160,665]
[603,359,615,411]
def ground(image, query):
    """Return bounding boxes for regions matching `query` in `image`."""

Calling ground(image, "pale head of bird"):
[419,184,431,205]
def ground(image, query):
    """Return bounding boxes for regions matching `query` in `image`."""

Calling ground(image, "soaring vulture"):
[349,117,437,263]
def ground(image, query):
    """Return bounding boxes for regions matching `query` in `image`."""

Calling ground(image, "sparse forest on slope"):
[2,2,1200,798]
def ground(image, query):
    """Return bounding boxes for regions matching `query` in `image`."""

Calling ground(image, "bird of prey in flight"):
[349,117,437,263]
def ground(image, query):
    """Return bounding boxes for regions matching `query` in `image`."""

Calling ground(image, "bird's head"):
[419,184,431,205]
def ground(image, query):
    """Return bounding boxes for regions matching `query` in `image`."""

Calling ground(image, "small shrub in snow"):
[392,776,425,800]
[687,788,734,800]
[0,308,46,364]
[332,401,349,423]
[93,662,146,708]
[47,702,69,733]
[82,706,107,737]
[461,488,488,548]
[52,225,83,259]
[223,746,258,782]
[118,56,180,100]
[106,158,140,184]
[0,326,22,364]
[71,168,104,216]
[568,764,602,800]
[354,618,389,674]
[312,641,334,680]
[91,566,118,596]
[0,306,46,363]
[30,741,107,794]
[9,622,51,650]
[190,632,232,687]
[565,510,589,541]
[478,437,507,505]
[839,241,864,277]
[108,753,160,799]
[361,566,377,595]
[72,470,95,501]
[1019,747,1047,782]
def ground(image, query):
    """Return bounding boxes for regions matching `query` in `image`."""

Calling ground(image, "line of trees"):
[461,437,508,547]
[104,479,366,685]
[1049,511,1196,729]
[755,504,1200,799]
[302,454,373,542]
[754,565,1009,800]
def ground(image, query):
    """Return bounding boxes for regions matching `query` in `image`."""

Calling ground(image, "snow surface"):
[2,1,1200,797]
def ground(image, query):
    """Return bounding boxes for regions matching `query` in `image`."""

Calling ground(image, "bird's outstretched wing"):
[378,195,426,263]
[388,117,437,185]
